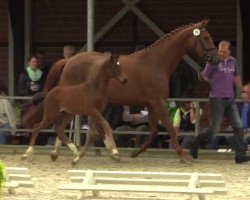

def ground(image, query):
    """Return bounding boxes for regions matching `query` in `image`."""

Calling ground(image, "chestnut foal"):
[21,54,127,164]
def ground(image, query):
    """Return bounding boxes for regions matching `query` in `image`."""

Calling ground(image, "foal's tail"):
[20,99,45,129]
[32,91,47,105]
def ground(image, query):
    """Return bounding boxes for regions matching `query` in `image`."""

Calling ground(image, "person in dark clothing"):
[17,55,47,145]
[17,55,43,96]
[36,50,51,87]
[190,40,249,164]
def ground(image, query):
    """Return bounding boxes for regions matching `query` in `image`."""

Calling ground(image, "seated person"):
[36,50,52,87]
[17,55,44,96]
[0,91,18,144]
[114,105,148,147]
[168,101,201,149]
[18,55,48,145]
[135,101,178,148]
[239,85,250,146]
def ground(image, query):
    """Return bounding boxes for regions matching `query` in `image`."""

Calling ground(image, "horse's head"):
[188,19,219,66]
[109,54,128,85]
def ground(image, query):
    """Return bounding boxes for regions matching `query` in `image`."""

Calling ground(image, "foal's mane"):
[144,22,197,51]
[90,54,113,88]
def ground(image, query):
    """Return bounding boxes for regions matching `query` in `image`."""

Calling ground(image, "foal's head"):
[108,54,128,85]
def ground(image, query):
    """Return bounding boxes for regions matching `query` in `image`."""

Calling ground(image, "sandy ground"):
[0,152,250,200]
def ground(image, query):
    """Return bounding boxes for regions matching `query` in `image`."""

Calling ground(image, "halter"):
[111,61,121,76]
[193,28,217,62]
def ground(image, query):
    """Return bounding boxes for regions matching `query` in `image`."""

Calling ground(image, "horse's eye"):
[203,37,209,41]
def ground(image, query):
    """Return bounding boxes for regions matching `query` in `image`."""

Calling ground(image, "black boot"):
[190,140,199,159]
[235,152,250,164]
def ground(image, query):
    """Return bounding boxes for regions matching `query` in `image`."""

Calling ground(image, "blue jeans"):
[195,98,245,156]
[0,123,11,144]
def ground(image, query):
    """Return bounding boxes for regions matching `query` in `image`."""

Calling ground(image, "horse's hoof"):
[71,156,80,166]
[71,159,79,166]
[130,151,139,158]
[110,154,121,162]
[179,154,192,164]
[50,153,58,161]
[21,154,28,161]
[71,160,77,166]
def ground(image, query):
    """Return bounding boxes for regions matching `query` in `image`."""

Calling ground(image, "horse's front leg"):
[73,117,97,165]
[95,118,120,162]
[154,99,190,163]
[89,109,120,162]
[131,106,158,157]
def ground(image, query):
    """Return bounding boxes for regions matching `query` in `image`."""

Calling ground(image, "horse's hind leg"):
[22,118,53,160]
[131,106,158,158]
[53,112,78,162]
[50,137,62,161]
[50,113,73,161]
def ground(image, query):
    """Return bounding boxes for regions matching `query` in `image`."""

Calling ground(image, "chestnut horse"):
[21,19,218,164]
[55,19,218,163]
[21,54,127,163]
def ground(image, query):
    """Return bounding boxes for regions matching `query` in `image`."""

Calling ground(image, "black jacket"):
[17,71,43,96]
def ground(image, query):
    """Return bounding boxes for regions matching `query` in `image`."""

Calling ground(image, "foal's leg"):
[92,110,120,161]
[21,114,56,160]
[72,117,97,165]
[131,106,158,157]
[76,110,120,164]
[54,112,80,162]
[50,113,74,161]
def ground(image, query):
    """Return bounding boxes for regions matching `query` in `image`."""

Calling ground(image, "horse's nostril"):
[123,78,128,84]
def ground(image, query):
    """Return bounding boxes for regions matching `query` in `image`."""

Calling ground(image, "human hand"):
[133,114,144,121]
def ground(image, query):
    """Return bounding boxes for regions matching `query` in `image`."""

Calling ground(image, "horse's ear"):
[199,19,209,29]
[110,54,120,62]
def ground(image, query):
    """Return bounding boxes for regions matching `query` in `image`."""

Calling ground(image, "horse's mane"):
[144,23,196,51]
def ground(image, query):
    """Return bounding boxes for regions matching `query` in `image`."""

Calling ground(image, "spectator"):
[17,55,43,96]
[165,101,201,149]
[114,105,148,147]
[36,50,51,86]
[0,92,17,144]
[17,55,47,145]
[63,45,75,59]
[239,84,250,146]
